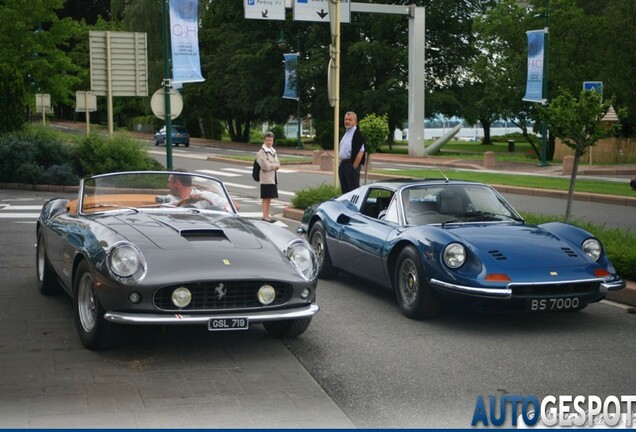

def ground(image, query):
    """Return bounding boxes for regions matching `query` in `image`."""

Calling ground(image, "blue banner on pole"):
[170,0,204,83]
[283,53,299,100]
[522,29,546,103]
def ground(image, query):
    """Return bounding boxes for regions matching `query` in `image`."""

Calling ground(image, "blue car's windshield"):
[399,184,522,225]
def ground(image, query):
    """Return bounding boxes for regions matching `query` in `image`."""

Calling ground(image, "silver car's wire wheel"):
[398,257,418,306]
[77,272,98,332]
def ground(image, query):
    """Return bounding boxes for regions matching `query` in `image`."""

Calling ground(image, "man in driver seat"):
[164,168,233,211]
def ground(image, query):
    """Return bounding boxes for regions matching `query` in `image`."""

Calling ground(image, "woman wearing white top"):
[256,131,280,222]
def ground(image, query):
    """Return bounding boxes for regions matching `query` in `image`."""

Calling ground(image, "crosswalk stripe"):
[0,213,41,218]
[1,205,43,210]
[222,181,257,190]
[196,169,241,177]
[222,167,252,173]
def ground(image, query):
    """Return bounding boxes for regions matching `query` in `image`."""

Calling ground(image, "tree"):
[543,89,616,221]
[299,0,495,149]
[0,64,27,133]
[0,0,84,117]
[358,113,389,184]
[596,0,636,136]
[195,1,289,142]
[458,0,527,145]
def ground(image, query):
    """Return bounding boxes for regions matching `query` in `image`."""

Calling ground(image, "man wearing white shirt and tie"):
[338,111,366,194]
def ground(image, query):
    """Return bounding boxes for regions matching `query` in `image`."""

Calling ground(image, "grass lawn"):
[375,167,634,197]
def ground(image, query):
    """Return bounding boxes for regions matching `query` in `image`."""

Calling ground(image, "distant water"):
[396,127,533,141]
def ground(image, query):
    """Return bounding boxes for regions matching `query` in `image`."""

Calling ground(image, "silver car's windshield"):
[79,171,237,215]
[399,184,522,225]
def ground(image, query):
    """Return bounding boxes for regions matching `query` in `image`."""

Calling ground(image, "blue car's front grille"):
[153,281,294,311]
[510,281,599,297]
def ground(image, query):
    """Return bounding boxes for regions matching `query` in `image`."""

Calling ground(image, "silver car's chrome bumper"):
[104,304,320,325]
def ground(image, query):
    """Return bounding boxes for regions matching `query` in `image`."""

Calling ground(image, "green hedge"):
[76,133,163,177]
[291,182,341,209]
[0,127,78,185]
[0,125,164,184]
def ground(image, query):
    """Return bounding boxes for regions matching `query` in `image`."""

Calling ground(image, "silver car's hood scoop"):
[113,212,264,249]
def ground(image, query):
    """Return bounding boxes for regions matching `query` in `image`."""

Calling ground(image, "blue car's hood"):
[445,224,589,270]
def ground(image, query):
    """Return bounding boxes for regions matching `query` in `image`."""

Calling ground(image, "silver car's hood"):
[103,212,265,250]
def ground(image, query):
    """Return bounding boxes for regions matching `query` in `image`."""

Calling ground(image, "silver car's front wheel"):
[77,271,98,333]
[73,260,119,350]
[36,231,60,295]
[394,246,441,319]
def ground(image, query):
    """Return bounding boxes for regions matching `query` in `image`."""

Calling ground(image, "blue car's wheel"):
[73,260,119,350]
[309,221,338,279]
[36,231,61,296]
[395,246,441,319]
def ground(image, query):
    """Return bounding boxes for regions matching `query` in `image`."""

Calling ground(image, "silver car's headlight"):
[582,238,602,262]
[286,239,318,281]
[108,242,147,284]
[443,243,466,269]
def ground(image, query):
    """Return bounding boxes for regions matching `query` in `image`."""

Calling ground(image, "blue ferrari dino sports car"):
[299,179,625,318]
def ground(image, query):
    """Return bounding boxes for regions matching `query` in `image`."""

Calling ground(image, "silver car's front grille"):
[153,281,295,311]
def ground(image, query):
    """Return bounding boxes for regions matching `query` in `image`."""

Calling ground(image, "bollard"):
[483,151,496,169]
[320,153,333,171]
[562,155,574,176]
[313,150,322,166]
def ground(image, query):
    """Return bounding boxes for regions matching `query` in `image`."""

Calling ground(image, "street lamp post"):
[519,0,550,166]
[539,0,550,167]
[278,30,303,149]
[162,0,173,170]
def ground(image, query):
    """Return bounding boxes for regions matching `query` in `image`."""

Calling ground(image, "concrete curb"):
[606,284,636,308]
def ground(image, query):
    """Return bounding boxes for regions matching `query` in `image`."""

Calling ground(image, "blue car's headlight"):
[443,242,466,269]
[107,242,147,284]
[285,239,317,281]
[582,238,602,262]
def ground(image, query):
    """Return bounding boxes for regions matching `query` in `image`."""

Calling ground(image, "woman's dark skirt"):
[260,184,278,199]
